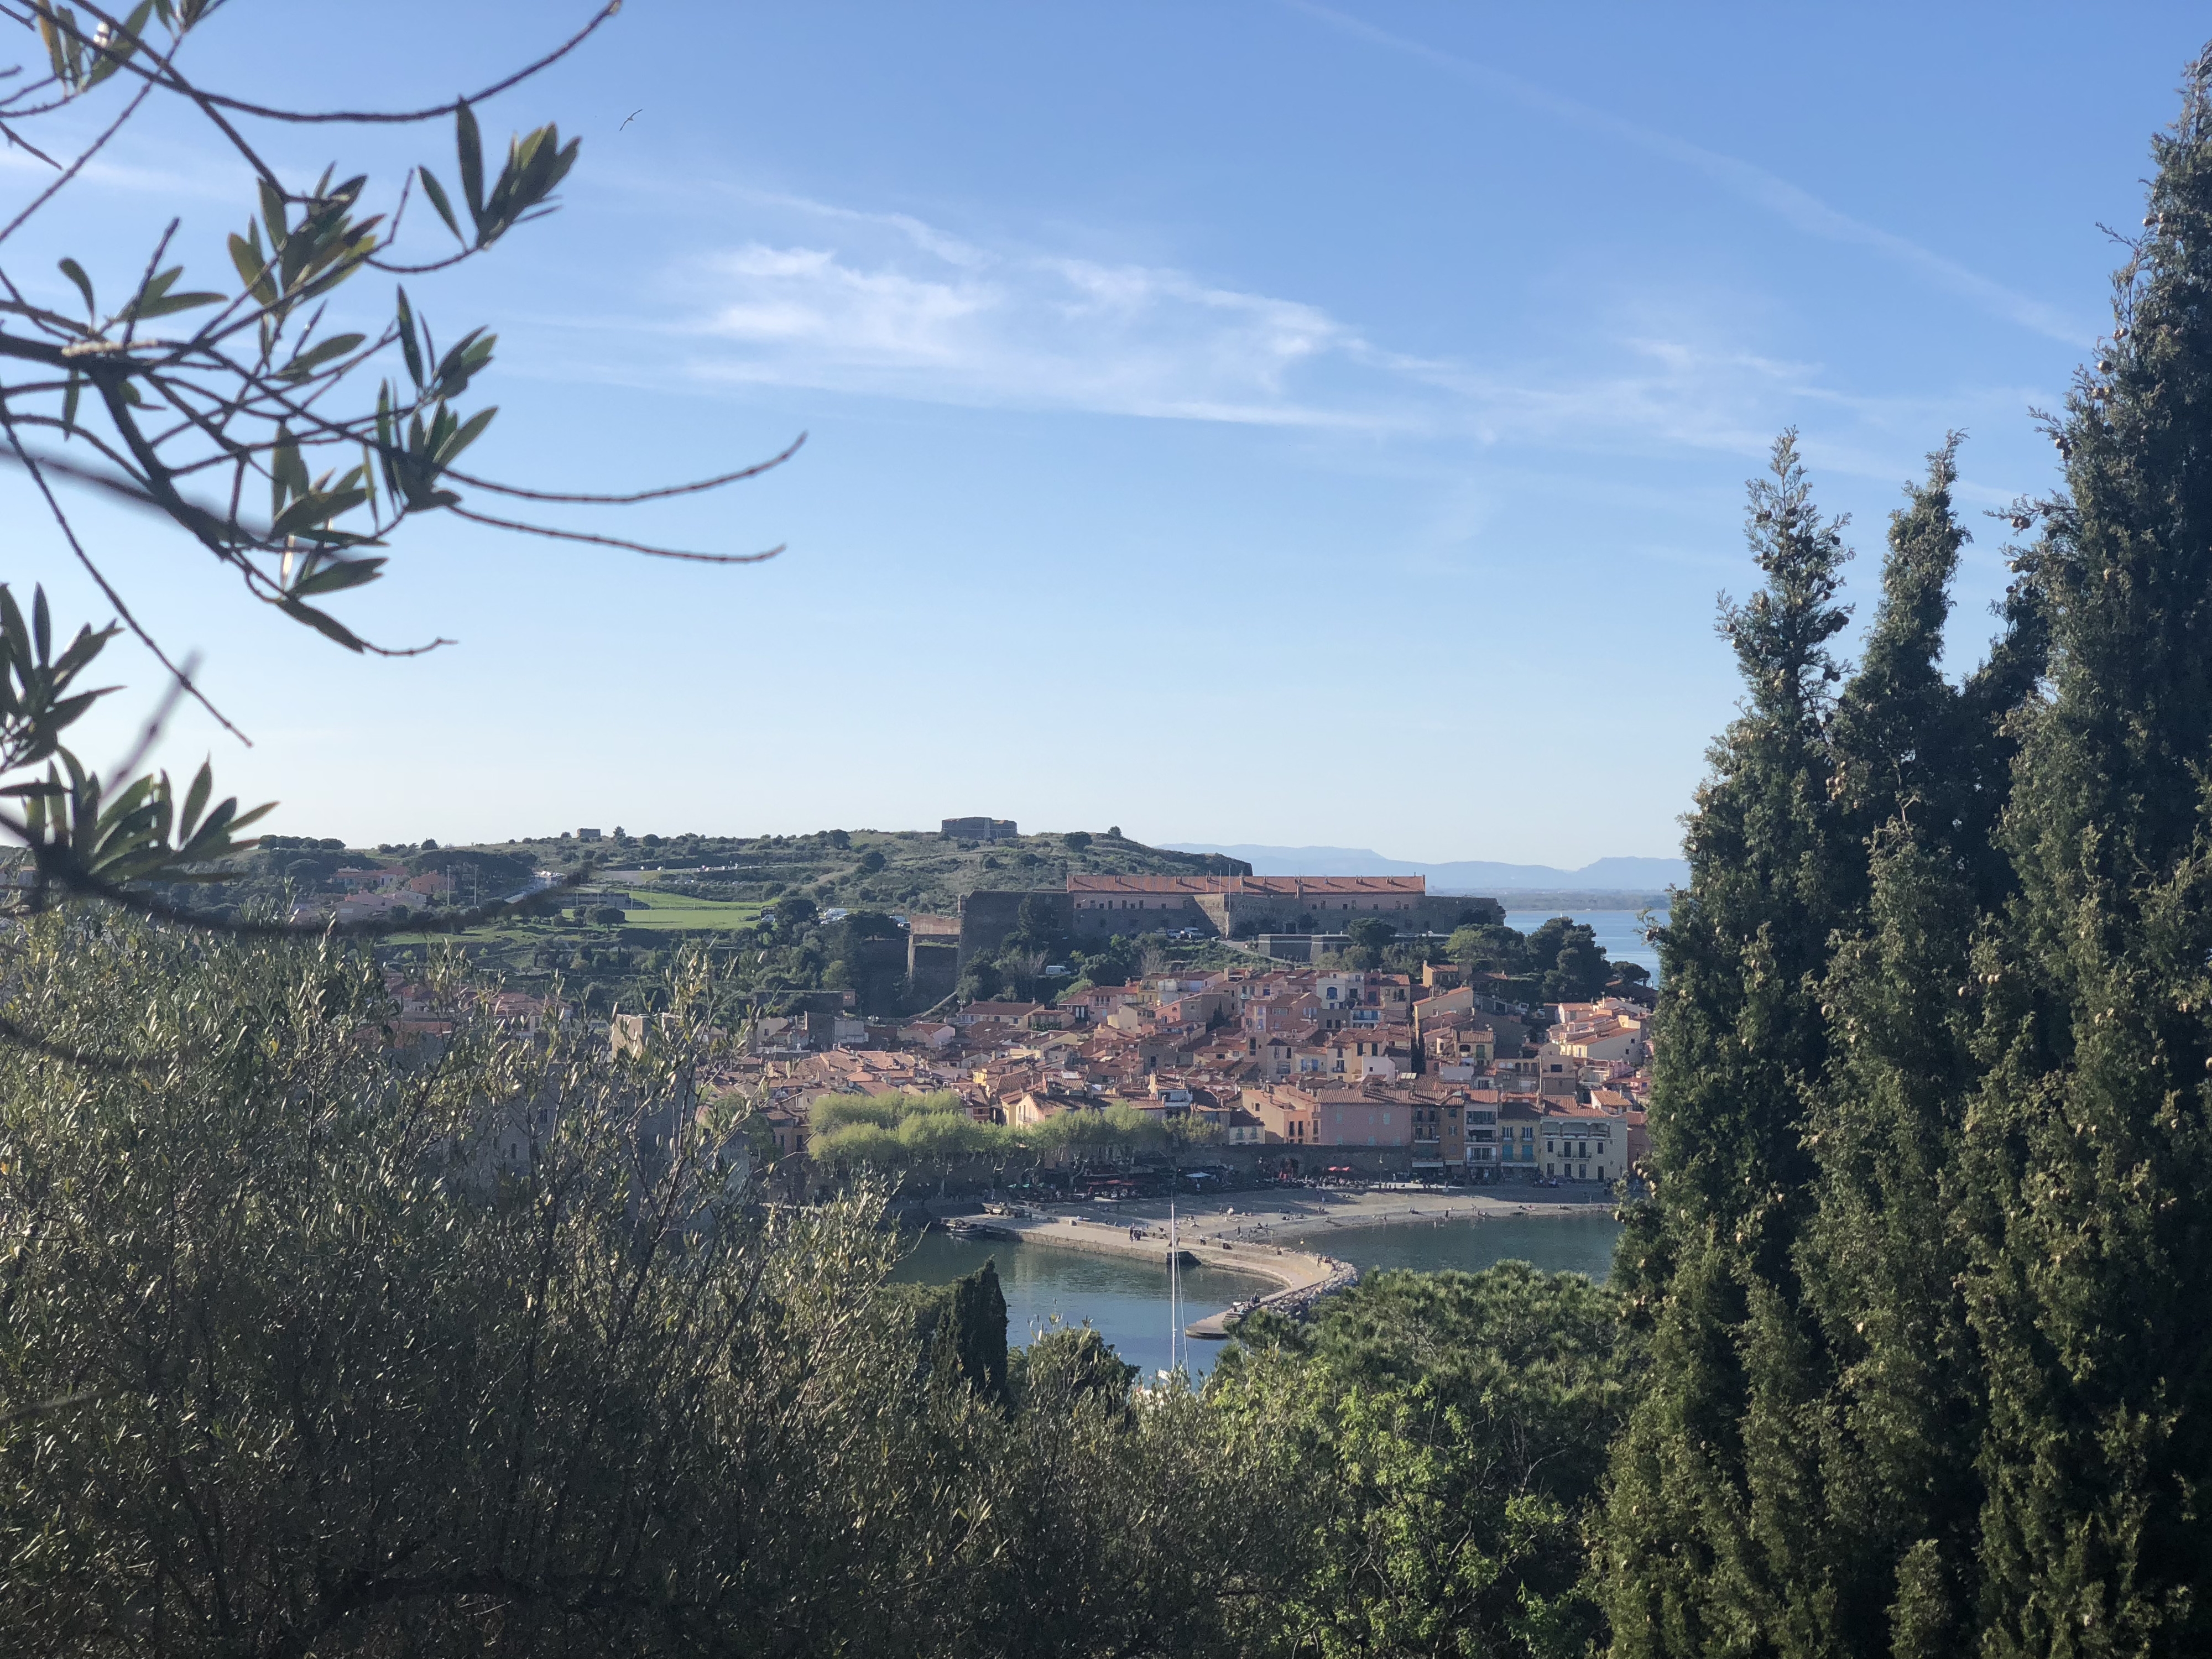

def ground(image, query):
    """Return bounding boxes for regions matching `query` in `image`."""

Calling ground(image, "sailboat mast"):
[1169,1198,1179,1375]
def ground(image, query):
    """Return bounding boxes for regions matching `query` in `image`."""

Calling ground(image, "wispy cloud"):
[545,180,2054,499]
[657,190,1840,450]
[0,137,240,202]
[1282,0,2093,346]
[685,216,1387,429]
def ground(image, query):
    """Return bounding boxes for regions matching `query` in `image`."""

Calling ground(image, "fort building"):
[1065,874,1498,941]
[951,874,1501,968]
[941,816,1018,842]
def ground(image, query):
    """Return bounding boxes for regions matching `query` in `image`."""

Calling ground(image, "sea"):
[1502,907,1666,984]
[896,1209,1621,1380]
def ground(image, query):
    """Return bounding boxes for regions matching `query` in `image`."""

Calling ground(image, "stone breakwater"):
[928,1191,1621,1339]
[953,1208,1354,1338]
[1237,1255,1359,1323]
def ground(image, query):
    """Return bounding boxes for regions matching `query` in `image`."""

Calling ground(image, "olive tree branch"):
[0,392,244,736]
[70,0,624,129]
[445,431,808,504]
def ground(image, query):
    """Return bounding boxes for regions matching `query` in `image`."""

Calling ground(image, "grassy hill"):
[155,826,1250,1021]
[487,825,1250,919]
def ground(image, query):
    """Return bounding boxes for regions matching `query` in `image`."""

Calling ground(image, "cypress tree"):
[1792,444,2049,1659]
[1610,46,2212,1658]
[1604,435,2043,1658]
[1825,436,1978,857]
[1958,46,2212,1655]
[942,1258,1010,1407]
[1603,433,1860,1656]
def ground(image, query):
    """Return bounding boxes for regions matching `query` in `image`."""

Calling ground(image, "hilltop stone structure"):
[940,816,1018,842]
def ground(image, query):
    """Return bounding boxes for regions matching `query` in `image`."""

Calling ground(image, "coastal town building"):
[730,905,1647,1188]
[1538,1102,1623,1184]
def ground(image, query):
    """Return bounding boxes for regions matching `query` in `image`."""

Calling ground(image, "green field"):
[378,886,764,951]
[611,888,765,931]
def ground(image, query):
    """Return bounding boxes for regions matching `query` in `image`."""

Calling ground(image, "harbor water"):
[896,1209,1620,1380]
[891,1228,1272,1381]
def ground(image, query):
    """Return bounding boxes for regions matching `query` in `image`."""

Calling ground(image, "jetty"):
[956,1207,1354,1339]
[928,1186,1617,1340]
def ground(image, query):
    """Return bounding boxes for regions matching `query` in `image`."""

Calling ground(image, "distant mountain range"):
[1163,844,1688,894]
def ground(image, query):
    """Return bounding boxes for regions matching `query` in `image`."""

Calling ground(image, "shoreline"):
[1256,1196,1616,1248]
[1068,1187,1618,1245]
[932,1187,1619,1338]
[965,1209,1334,1295]
[941,1208,1351,1338]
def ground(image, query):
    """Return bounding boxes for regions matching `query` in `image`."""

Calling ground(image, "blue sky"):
[9,3,2206,862]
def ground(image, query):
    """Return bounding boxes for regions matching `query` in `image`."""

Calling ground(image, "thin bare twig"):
[103,651,200,786]
[447,505,785,565]
[0,64,158,249]
[71,0,623,128]
[118,216,179,351]
[368,248,479,278]
[0,402,248,741]
[445,432,806,504]
[0,427,166,505]
[0,118,59,169]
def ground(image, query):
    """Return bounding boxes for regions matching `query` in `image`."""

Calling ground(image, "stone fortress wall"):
[1067,874,1500,942]
[953,875,1503,967]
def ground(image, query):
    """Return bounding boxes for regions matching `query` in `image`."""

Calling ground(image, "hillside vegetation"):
[203,826,1246,919]
[128,828,1255,1020]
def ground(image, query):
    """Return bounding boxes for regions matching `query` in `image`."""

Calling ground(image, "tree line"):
[804,1087,1223,1174]
[0,914,1632,1657]
[11,6,2212,1653]
[1600,54,2212,1655]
